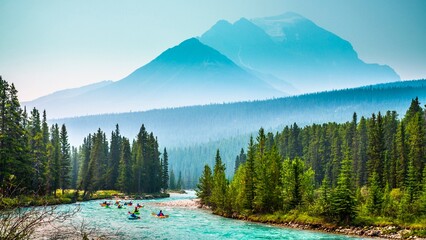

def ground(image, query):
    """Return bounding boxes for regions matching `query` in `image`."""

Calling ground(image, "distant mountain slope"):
[24,38,285,118]
[23,80,113,106]
[199,12,400,93]
[52,79,426,148]
[364,79,426,89]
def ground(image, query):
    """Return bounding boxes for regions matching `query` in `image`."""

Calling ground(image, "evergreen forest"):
[197,98,426,225]
[0,76,169,202]
[55,80,426,188]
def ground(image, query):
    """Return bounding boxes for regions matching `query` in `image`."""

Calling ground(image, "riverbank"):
[0,190,170,210]
[152,197,421,238]
[0,190,123,210]
[28,192,169,239]
[211,210,426,239]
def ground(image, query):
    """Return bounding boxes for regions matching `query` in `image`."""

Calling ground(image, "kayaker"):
[157,210,164,217]
[134,207,139,213]
[118,204,123,209]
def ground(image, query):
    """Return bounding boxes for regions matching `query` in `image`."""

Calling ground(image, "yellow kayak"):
[151,212,169,218]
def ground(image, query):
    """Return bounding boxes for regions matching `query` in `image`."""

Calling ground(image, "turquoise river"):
[51,191,368,239]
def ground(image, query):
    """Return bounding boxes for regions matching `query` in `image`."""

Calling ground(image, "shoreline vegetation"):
[0,189,170,210]
[195,99,426,239]
[157,196,426,239]
[212,210,426,239]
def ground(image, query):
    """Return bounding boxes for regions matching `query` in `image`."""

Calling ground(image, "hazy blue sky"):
[1,0,425,101]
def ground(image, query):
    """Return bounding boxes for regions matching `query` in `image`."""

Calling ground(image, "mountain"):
[50,79,426,186]
[199,12,400,93]
[24,38,286,118]
[52,79,426,148]
[23,80,113,106]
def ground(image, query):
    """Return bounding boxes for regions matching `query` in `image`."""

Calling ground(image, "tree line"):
[0,76,169,199]
[0,76,71,196]
[197,97,426,224]
[76,124,169,199]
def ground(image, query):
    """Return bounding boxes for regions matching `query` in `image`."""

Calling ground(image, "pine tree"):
[78,135,92,196]
[399,159,420,221]
[108,124,121,189]
[70,146,79,189]
[131,125,162,193]
[162,148,169,190]
[356,117,368,187]
[419,166,426,215]
[367,113,385,188]
[268,143,282,212]
[330,147,357,224]
[383,111,398,188]
[404,97,423,123]
[234,148,246,174]
[0,78,8,187]
[243,136,255,211]
[29,108,45,193]
[59,124,71,195]
[228,165,246,213]
[288,123,302,159]
[117,137,132,193]
[211,149,227,211]
[253,128,269,213]
[88,129,108,193]
[396,122,408,188]
[316,176,331,217]
[49,124,61,196]
[281,157,314,211]
[406,110,425,185]
[329,127,342,187]
[41,110,50,194]
[366,172,383,216]
[0,79,31,195]
[405,159,418,203]
[196,164,213,206]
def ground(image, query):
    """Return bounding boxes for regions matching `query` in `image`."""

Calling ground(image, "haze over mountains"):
[23,12,400,118]
[200,12,400,92]
[53,79,426,148]
[24,38,284,118]
[50,79,426,185]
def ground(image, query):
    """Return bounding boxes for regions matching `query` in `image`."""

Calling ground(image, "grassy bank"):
[0,190,170,210]
[213,210,426,238]
[0,189,121,210]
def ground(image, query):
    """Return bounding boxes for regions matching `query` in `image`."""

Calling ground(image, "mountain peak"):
[180,37,199,44]
[150,37,234,66]
[250,12,310,41]
[200,12,400,92]
[257,12,306,22]
[213,19,232,28]
[234,17,251,25]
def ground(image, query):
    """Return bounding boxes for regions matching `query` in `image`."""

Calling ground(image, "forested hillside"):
[197,98,426,225]
[56,79,426,148]
[53,80,426,187]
